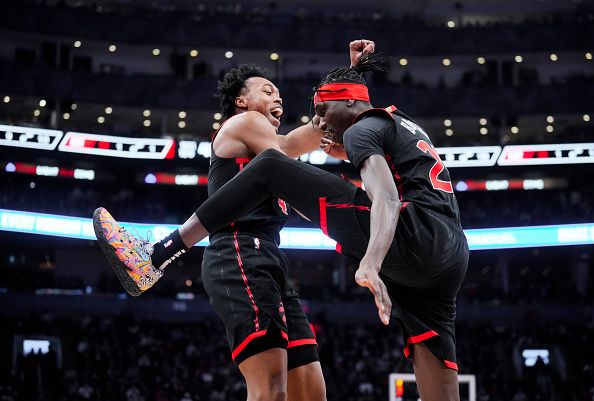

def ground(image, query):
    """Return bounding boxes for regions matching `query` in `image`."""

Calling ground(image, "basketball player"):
[94,41,375,401]
[94,53,467,401]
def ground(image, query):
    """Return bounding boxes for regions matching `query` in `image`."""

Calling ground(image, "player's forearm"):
[363,193,401,269]
[279,122,323,157]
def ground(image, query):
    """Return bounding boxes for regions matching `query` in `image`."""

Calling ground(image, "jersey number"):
[416,140,453,193]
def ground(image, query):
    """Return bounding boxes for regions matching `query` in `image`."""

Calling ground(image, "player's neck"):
[351,102,373,117]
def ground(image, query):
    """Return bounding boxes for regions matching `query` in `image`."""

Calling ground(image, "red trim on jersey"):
[403,330,439,358]
[287,338,318,348]
[281,330,289,341]
[444,360,459,371]
[231,330,267,361]
[336,243,342,253]
[319,197,328,235]
[401,201,410,210]
[351,105,398,126]
[314,83,370,106]
[233,230,260,331]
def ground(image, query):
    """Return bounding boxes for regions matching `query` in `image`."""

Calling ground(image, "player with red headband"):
[94,51,468,401]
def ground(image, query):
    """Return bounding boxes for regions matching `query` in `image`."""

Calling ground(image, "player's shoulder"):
[226,111,270,128]
[218,111,275,139]
[345,112,396,143]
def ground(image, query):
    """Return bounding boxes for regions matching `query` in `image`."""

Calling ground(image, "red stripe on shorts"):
[287,338,317,348]
[444,360,459,371]
[231,330,267,361]
[233,230,260,331]
[403,330,439,358]
[319,197,328,235]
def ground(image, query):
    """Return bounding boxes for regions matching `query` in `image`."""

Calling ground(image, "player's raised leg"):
[93,148,353,295]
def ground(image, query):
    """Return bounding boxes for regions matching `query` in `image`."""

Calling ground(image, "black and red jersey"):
[208,148,289,244]
[343,105,461,223]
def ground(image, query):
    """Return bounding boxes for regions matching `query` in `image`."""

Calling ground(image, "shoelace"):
[118,226,154,261]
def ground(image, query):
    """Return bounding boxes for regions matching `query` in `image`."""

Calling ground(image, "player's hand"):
[355,258,391,325]
[349,39,375,67]
[320,137,348,160]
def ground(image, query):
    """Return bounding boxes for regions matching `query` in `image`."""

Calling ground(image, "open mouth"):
[270,107,283,121]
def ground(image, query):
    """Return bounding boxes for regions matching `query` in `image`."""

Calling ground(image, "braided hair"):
[217,64,270,120]
[313,53,390,95]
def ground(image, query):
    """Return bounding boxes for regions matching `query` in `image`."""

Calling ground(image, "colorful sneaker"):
[93,207,163,296]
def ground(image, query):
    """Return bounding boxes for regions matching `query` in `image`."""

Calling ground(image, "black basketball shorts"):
[320,186,469,371]
[201,231,318,369]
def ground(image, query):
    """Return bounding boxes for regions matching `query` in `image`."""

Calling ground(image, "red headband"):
[313,83,370,106]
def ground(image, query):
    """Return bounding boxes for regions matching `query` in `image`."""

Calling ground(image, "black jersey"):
[208,147,289,244]
[343,105,461,223]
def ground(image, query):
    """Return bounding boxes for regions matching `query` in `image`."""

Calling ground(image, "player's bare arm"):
[215,111,284,157]
[356,154,400,325]
[276,115,324,157]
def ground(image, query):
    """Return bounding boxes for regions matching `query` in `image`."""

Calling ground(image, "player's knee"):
[251,383,287,401]
[252,148,285,168]
[259,148,284,158]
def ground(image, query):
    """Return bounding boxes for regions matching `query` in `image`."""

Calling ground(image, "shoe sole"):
[93,208,143,297]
